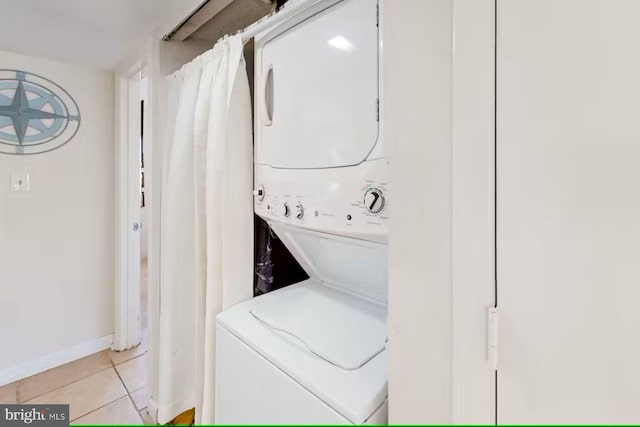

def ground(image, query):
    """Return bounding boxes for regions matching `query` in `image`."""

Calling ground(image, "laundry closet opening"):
[151,0,388,424]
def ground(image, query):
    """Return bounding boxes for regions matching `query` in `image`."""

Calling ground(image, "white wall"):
[0,50,115,381]
[385,0,496,423]
[497,1,640,422]
[385,0,454,423]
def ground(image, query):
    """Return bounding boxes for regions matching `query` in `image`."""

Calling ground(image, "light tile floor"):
[0,260,152,425]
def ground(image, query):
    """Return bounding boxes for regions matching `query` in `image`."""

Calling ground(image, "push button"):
[253,185,265,201]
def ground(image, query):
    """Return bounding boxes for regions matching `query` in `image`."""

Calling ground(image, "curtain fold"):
[156,35,253,425]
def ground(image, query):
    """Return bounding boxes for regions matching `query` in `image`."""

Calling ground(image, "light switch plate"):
[11,171,30,192]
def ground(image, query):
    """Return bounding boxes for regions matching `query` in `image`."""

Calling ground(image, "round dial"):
[363,187,385,214]
[283,202,290,217]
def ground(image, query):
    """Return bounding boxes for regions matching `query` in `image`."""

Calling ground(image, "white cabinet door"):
[498,0,640,423]
[258,0,378,169]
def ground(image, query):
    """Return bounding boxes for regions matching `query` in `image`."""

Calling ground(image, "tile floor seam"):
[113,355,142,367]
[20,365,115,404]
[130,385,149,412]
[110,342,147,367]
[110,351,132,367]
[69,394,136,423]
[27,367,128,422]
[112,357,137,396]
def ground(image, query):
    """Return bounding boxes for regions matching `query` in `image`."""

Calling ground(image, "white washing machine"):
[215,0,387,423]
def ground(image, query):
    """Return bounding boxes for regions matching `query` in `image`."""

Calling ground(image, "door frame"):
[384,0,496,423]
[114,59,145,351]
[451,0,497,423]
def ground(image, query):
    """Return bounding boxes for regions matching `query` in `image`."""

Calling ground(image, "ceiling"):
[0,0,203,70]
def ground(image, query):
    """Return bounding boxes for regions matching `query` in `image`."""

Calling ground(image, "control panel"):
[254,159,388,243]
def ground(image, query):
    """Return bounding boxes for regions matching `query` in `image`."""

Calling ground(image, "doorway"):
[139,75,149,344]
[114,62,148,354]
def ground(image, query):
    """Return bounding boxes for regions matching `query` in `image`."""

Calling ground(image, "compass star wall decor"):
[0,69,81,155]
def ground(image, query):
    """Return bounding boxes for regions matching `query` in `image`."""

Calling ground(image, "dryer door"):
[257,0,379,169]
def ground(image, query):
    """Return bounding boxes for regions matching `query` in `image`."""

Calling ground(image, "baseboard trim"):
[0,334,113,386]
[146,399,159,425]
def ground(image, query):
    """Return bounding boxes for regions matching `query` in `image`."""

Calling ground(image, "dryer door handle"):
[262,65,274,127]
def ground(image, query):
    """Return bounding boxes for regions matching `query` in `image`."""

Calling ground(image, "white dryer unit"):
[215,0,387,423]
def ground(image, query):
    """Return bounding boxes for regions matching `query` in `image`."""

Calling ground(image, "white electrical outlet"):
[11,171,30,192]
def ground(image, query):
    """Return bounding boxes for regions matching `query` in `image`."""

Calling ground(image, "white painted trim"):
[0,335,113,387]
[114,73,128,352]
[385,1,496,422]
[451,0,496,423]
[114,38,158,425]
[145,37,162,427]
[385,1,454,422]
[113,60,144,352]
[145,399,159,425]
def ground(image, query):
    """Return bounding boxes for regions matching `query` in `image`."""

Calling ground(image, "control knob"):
[295,204,304,219]
[363,188,385,214]
[283,202,290,217]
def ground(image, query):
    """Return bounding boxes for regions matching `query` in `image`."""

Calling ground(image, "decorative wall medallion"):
[0,69,81,155]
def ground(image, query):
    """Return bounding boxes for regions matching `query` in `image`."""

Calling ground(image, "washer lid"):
[217,279,387,423]
[251,281,387,370]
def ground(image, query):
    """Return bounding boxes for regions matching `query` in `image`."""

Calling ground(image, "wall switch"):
[11,171,30,192]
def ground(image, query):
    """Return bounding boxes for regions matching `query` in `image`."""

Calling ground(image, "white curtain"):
[156,35,253,425]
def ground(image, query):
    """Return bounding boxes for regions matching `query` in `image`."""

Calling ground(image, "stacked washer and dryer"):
[215,0,388,423]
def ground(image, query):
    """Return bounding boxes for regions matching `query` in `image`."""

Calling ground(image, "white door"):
[497,0,640,422]
[125,75,142,345]
[114,71,142,351]
[257,0,379,169]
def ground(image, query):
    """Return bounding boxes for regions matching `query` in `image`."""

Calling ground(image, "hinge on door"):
[376,98,380,122]
[488,307,499,370]
[376,4,379,27]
